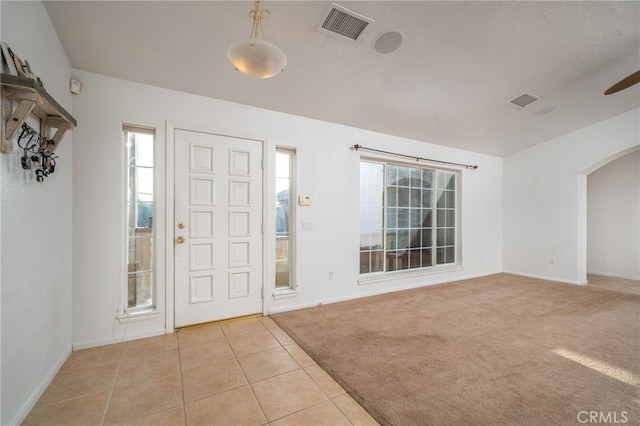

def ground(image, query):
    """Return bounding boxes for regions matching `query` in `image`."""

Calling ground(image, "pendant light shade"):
[227,39,287,79]
[228,1,286,79]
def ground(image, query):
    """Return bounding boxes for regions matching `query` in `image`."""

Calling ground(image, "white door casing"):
[174,128,263,327]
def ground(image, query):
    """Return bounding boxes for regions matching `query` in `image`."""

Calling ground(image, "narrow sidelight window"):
[124,125,155,311]
[275,148,295,289]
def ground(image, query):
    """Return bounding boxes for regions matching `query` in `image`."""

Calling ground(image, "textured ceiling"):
[43,1,640,156]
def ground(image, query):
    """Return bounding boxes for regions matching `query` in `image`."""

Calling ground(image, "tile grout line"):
[299,366,357,425]
[177,322,299,405]
[330,394,361,426]
[245,352,297,425]
[250,319,356,425]
[176,330,189,426]
[27,319,377,426]
[100,343,126,426]
[267,398,356,425]
[262,319,359,425]
[222,320,273,424]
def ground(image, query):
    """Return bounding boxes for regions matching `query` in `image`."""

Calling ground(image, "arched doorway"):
[581,147,640,282]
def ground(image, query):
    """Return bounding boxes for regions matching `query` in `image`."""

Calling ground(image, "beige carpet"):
[272,274,640,426]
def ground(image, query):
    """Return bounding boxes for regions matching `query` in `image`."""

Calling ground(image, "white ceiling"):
[43,1,640,157]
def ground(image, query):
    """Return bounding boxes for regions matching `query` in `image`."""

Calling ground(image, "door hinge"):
[261,288,264,298]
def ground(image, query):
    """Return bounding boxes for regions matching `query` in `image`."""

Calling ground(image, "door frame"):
[165,121,266,332]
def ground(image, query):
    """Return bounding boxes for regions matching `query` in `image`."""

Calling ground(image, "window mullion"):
[382,163,388,273]
[431,186,436,267]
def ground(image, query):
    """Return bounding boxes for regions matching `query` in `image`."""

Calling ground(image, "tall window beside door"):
[124,125,155,311]
[275,148,295,290]
[360,160,457,275]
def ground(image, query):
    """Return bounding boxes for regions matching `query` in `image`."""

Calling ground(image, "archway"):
[580,146,640,283]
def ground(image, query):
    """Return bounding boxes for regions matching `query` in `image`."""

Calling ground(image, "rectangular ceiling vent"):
[509,92,540,109]
[320,3,374,41]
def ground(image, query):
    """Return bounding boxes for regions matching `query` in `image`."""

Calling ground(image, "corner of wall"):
[502,108,640,284]
[1,1,75,424]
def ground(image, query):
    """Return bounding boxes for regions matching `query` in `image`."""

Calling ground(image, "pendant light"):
[227,0,287,79]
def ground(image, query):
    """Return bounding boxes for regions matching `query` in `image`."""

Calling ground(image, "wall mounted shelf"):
[1,73,77,154]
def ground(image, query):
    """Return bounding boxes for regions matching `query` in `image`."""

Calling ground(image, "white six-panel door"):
[174,129,263,327]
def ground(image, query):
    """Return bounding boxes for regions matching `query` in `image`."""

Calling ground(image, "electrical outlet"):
[549,256,556,265]
[329,271,334,280]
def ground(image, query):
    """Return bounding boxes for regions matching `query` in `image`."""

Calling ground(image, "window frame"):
[359,157,462,281]
[274,147,297,294]
[122,124,157,315]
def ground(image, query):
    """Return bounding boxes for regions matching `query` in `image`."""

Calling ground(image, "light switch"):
[70,78,81,94]
[302,221,314,230]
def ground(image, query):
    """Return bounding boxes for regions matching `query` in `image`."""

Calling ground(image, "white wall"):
[587,151,640,279]
[71,70,503,348]
[0,1,74,424]
[503,108,640,284]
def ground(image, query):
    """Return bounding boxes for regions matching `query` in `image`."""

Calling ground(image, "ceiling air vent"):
[509,92,540,109]
[320,3,374,41]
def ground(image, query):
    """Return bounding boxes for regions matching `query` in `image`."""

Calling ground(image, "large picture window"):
[360,160,457,275]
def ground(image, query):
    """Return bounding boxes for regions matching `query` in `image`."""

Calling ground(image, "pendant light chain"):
[249,0,270,40]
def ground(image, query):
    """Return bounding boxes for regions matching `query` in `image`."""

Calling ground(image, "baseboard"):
[358,265,465,286]
[11,346,71,426]
[502,270,586,285]
[268,270,500,315]
[72,328,169,350]
[587,271,640,281]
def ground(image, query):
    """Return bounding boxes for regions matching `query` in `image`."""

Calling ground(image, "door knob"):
[177,222,185,229]
[176,236,186,244]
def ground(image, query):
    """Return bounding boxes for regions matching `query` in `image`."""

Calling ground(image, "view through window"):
[275,149,295,289]
[360,160,457,274]
[125,126,155,311]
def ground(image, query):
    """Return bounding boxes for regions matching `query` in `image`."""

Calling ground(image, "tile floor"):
[23,316,379,426]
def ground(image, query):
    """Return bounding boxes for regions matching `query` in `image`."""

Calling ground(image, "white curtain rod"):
[353,144,478,170]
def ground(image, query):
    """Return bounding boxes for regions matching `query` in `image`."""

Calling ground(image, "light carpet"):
[272,274,640,425]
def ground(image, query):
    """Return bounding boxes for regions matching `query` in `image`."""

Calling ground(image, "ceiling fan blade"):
[604,69,640,95]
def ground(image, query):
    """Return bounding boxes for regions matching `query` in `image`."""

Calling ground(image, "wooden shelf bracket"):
[1,73,77,154]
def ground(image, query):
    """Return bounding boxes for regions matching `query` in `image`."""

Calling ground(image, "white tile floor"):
[23,315,379,425]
